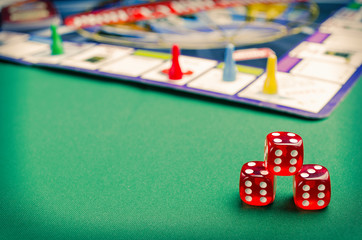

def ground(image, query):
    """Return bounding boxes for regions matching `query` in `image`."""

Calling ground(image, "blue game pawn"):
[223,43,237,82]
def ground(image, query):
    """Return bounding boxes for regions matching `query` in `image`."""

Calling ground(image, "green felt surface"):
[0,62,361,240]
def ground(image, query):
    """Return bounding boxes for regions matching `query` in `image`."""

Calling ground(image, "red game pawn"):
[239,161,276,206]
[293,164,331,210]
[162,44,193,79]
[168,44,183,80]
[264,131,304,176]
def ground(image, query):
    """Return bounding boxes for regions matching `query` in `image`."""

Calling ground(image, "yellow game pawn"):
[246,3,287,21]
[263,54,278,95]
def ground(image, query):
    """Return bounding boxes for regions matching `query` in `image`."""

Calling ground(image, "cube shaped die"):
[264,132,304,176]
[293,164,331,210]
[239,161,276,206]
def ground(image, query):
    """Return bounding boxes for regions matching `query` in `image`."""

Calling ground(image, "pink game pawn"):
[168,44,183,80]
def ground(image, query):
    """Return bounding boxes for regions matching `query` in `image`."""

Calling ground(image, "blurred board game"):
[0,0,361,119]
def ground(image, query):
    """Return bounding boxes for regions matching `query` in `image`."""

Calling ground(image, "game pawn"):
[50,24,64,55]
[168,44,183,80]
[263,54,278,94]
[223,43,237,82]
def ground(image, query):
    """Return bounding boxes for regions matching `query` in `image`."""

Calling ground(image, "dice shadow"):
[235,195,329,214]
[279,196,299,212]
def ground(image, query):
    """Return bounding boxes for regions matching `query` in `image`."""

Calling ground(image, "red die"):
[293,164,331,210]
[239,161,276,206]
[264,131,304,176]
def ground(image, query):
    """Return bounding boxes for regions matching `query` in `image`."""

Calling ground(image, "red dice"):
[264,132,304,176]
[293,164,331,210]
[239,161,276,206]
[239,132,331,210]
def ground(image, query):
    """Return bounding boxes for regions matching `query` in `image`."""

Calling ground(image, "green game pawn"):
[51,25,64,55]
[347,2,361,10]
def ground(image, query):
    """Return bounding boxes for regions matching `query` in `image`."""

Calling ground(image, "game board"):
[68,0,319,49]
[0,4,361,119]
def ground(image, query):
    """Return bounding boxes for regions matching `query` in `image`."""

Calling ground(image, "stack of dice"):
[239,132,331,210]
